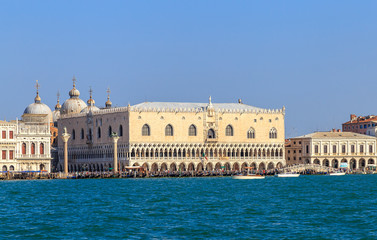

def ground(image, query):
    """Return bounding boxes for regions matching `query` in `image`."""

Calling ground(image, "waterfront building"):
[284,139,302,166]
[57,80,286,172]
[342,114,377,135]
[287,130,377,170]
[0,82,53,172]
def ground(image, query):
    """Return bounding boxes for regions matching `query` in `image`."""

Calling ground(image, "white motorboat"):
[232,167,265,179]
[329,172,346,176]
[276,173,300,178]
[232,174,265,180]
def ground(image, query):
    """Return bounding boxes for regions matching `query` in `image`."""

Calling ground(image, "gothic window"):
[72,129,76,140]
[97,127,101,138]
[2,131,5,139]
[269,128,277,139]
[208,129,215,138]
[9,131,13,139]
[31,143,35,155]
[40,143,44,155]
[306,145,309,154]
[142,124,150,136]
[81,129,84,139]
[88,128,93,141]
[225,125,233,136]
[247,128,255,139]
[108,126,112,137]
[9,150,13,160]
[2,150,6,159]
[165,124,173,136]
[22,143,26,154]
[119,125,123,137]
[189,125,196,136]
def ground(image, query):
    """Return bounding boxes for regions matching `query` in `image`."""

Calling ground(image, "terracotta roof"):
[343,116,377,125]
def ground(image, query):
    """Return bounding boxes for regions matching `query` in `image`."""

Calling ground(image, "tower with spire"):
[105,87,112,108]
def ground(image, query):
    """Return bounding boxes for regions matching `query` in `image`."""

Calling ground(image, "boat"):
[232,167,265,179]
[232,174,265,179]
[329,172,346,176]
[276,172,300,178]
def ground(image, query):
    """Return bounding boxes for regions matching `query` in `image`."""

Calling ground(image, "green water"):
[0,175,376,239]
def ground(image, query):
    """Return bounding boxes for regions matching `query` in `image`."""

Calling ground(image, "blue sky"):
[0,0,376,138]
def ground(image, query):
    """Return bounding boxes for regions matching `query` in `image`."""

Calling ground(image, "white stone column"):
[112,134,120,173]
[60,127,71,176]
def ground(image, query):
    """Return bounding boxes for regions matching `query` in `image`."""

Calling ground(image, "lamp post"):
[61,127,71,176]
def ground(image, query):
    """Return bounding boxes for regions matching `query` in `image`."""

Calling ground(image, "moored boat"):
[232,174,265,179]
[329,172,346,176]
[277,173,300,178]
[232,167,265,179]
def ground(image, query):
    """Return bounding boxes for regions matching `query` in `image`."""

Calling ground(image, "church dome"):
[60,76,87,115]
[23,81,53,122]
[52,109,60,122]
[81,88,100,113]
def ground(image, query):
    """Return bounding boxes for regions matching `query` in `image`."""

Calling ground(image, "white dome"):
[81,105,100,114]
[52,109,61,122]
[61,98,87,115]
[24,102,53,121]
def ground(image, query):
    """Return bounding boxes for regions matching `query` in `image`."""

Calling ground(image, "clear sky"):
[0,0,376,138]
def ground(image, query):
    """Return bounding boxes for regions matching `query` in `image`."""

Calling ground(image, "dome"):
[52,109,60,122]
[60,76,87,115]
[81,105,100,114]
[24,102,53,118]
[23,81,53,122]
[61,98,87,115]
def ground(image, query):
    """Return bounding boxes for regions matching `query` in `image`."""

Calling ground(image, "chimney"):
[337,129,341,132]
[350,114,356,121]
[238,99,242,104]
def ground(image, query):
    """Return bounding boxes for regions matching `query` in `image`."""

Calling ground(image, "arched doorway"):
[142,163,149,171]
[241,162,248,171]
[250,162,257,170]
[188,163,195,171]
[267,162,274,170]
[350,159,357,170]
[215,162,222,170]
[2,165,7,171]
[224,162,231,171]
[151,163,158,172]
[232,162,240,171]
[178,163,186,171]
[359,159,366,169]
[332,159,339,168]
[258,162,265,170]
[170,163,177,171]
[323,159,330,167]
[276,162,283,169]
[206,162,213,171]
[161,163,168,171]
[197,163,203,171]
[313,159,320,165]
[207,129,215,138]
[40,164,45,171]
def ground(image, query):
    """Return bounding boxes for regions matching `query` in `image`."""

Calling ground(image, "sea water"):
[0,175,376,239]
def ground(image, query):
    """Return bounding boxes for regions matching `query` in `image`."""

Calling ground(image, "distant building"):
[287,130,377,170]
[342,114,377,135]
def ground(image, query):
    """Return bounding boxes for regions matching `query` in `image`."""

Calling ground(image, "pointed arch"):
[189,124,197,136]
[226,125,233,136]
[142,124,150,136]
[165,124,173,136]
[247,127,255,139]
[269,127,277,139]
